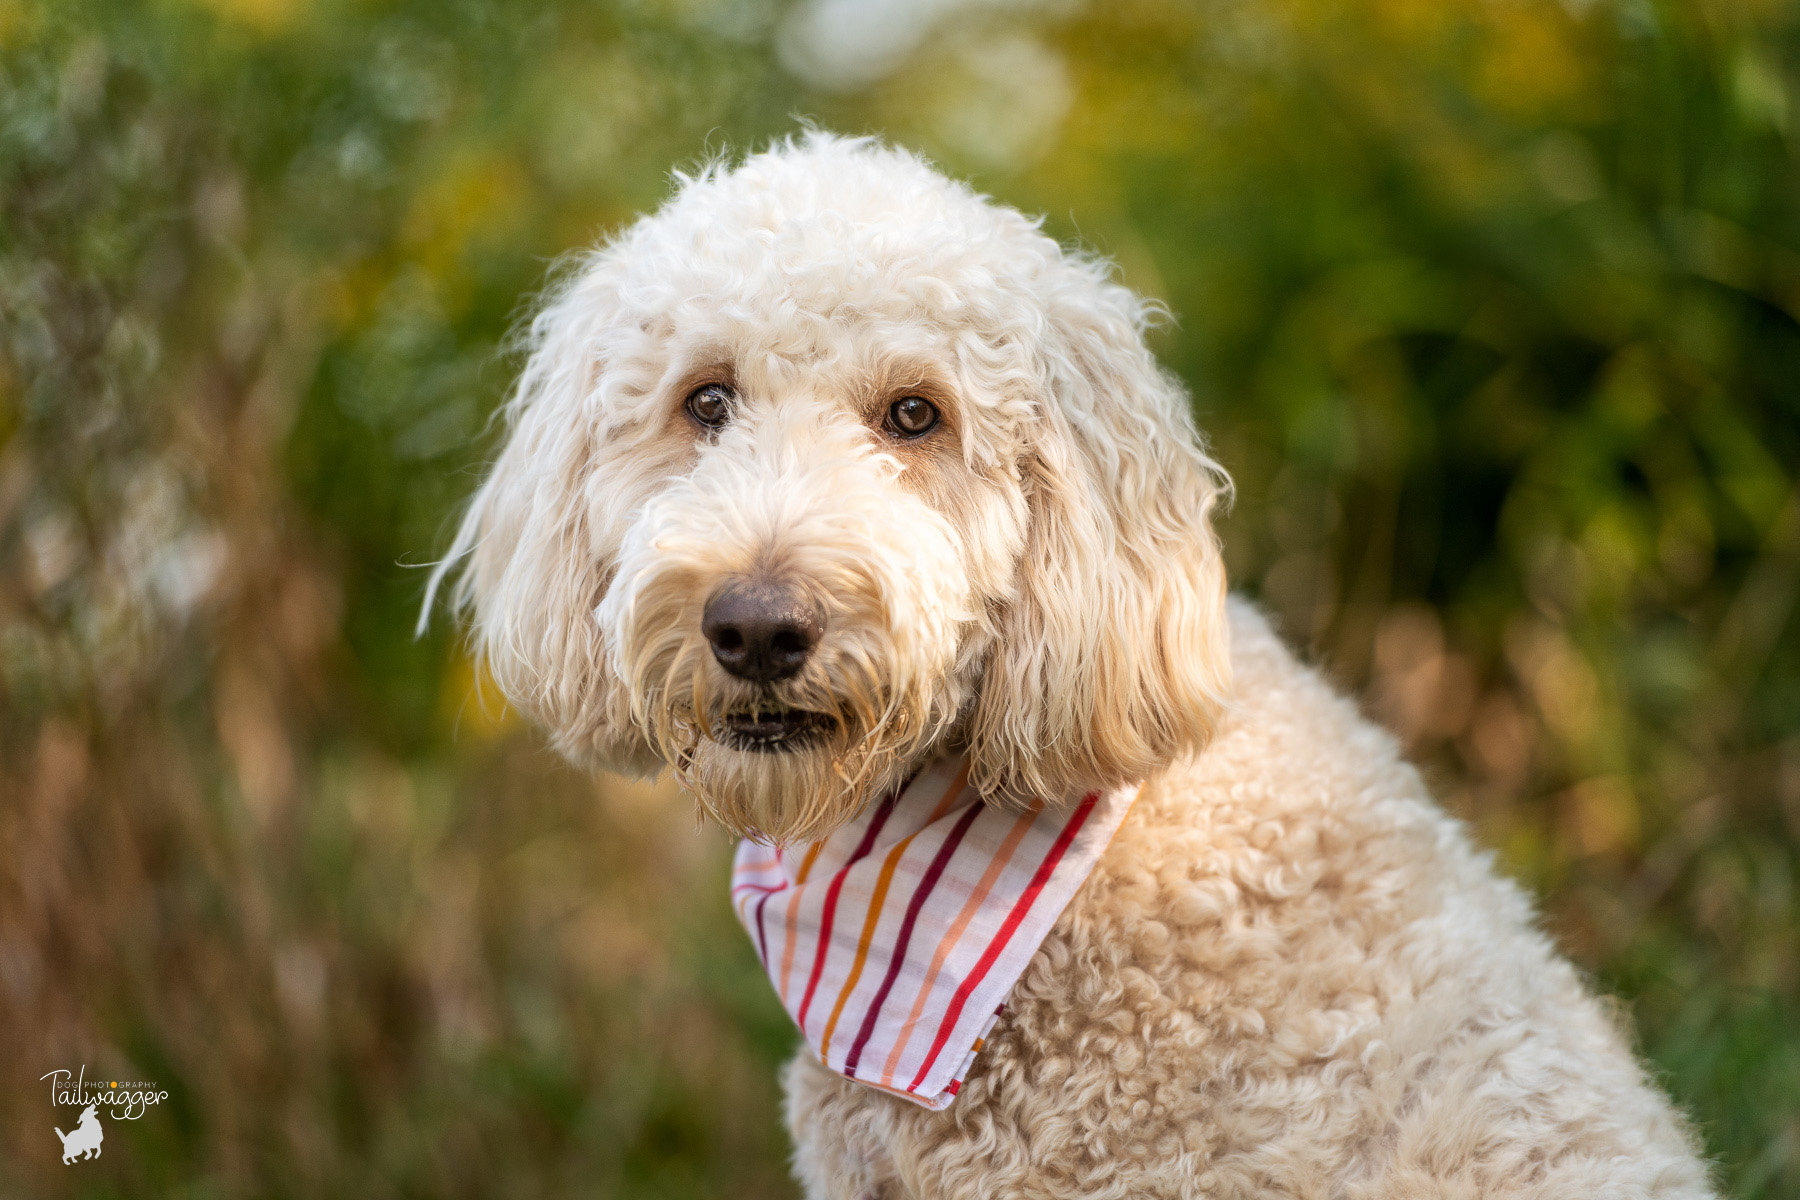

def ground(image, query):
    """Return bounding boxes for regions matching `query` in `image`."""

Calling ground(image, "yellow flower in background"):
[1476,3,1594,118]
[185,0,302,37]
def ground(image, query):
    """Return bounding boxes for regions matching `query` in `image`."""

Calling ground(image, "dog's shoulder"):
[1138,596,1478,876]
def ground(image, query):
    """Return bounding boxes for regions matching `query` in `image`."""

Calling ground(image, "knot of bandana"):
[731,756,1140,1110]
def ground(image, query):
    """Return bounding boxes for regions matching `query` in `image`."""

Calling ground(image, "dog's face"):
[433,136,1232,844]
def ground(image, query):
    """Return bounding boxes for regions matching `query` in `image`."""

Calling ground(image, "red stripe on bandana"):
[906,792,1099,1093]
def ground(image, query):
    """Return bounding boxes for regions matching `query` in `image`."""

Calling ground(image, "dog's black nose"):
[702,582,823,684]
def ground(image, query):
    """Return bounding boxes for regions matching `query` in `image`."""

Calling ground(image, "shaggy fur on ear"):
[968,270,1232,804]
[422,258,663,776]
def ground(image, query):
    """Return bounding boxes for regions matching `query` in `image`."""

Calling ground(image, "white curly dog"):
[429,134,1714,1198]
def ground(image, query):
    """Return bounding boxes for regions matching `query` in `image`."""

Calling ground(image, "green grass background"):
[1,0,1797,1194]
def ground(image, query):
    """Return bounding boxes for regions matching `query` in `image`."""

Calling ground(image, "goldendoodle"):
[427,134,1714,1199]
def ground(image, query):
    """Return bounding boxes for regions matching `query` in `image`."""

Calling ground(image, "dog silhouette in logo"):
[55,1103,102,1163]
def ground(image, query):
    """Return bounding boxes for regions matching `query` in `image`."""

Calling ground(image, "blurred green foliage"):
[2,0,1797,1195]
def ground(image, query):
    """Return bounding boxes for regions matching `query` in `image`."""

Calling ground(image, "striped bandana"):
[730,756,1140,1110]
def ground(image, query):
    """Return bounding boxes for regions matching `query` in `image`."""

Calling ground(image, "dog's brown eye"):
[686,383,734,429]
[886,396,938,438]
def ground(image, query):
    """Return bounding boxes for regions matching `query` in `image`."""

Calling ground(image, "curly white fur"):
[428,134,1714,1197]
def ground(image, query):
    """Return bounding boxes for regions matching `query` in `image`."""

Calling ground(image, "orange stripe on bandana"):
[777,839,826,1003]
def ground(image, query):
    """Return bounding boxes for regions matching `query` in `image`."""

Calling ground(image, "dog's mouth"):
[716,708,835,753]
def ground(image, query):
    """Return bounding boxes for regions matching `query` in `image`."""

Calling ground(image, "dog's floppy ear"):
[421,255,658,774]
[967,261,1232,802]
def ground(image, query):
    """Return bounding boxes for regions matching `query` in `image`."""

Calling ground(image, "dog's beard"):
[609,594,954,846]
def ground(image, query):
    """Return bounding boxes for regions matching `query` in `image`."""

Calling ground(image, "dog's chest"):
[784,781,1424,1198]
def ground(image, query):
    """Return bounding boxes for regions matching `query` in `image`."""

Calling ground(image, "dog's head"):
[428,134,1231,844]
